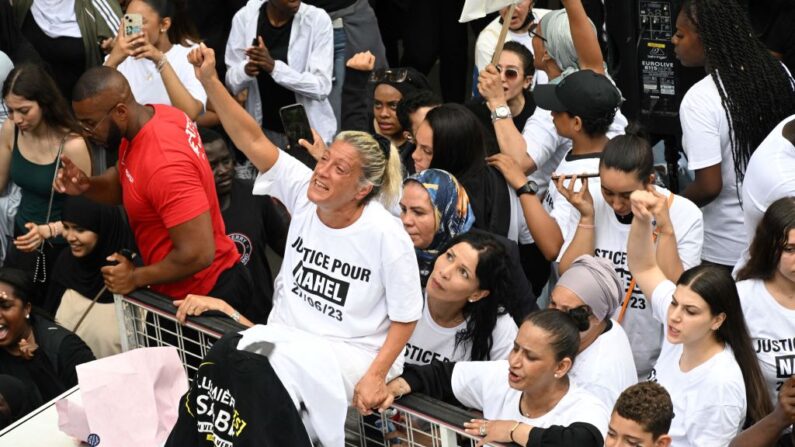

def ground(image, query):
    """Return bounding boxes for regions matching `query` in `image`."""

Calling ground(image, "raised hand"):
[478,64,507,107]
[54,155,91,196]
[554,174,594,219]
[487,153,527,190]
[188,43,219,84]
[346,51,376,72]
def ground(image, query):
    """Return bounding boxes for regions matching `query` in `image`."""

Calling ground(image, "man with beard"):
[54,66,251,318]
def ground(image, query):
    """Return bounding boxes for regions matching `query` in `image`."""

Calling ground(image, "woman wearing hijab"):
[399,169,475,286]
[46,196,136,358]
[548,255,637,409]
[399,168,537,320]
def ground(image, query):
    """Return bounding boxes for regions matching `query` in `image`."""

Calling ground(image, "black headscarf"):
[45,197,136,313]
[0,374,40,429]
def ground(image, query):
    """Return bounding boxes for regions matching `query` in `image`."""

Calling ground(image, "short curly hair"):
[613,382,674,439]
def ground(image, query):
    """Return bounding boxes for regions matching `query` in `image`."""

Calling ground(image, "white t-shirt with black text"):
[451,360,610,437]
[649,281,747,447]
[737,278,795,407]
[559,187,703,378]
[569,320,638,409]
[253,150,423,355]
[680,74,745,266]
[404,298,518,365]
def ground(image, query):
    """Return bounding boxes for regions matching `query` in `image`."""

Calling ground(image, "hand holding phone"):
[123,13,143,36]
[280,104,314,151]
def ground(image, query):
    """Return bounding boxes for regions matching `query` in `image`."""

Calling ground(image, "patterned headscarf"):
[404,169,475,285]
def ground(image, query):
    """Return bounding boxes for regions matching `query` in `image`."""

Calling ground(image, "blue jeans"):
[330,27,347,129]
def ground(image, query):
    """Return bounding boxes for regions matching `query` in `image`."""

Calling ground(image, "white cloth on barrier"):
[238,323,351,447]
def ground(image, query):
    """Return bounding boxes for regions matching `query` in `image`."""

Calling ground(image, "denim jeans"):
[330,27,347,129]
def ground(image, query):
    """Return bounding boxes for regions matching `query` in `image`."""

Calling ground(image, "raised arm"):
[562,0,605,74]
[556,175,596,273]
[488,154,563,260]
[627,190,668,300]
[189,44,280,173]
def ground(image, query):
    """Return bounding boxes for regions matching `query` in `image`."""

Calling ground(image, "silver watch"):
[490,105,512,122]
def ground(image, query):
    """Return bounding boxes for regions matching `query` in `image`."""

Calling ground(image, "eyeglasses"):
[495,64,522,81]
[369,68,411,84]
[79,104,117,135]
[528,22,547,43]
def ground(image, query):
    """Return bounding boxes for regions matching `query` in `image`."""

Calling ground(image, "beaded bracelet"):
[156,55,168,72]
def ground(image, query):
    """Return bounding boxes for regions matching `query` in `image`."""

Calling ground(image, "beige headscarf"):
[556,255,622,321]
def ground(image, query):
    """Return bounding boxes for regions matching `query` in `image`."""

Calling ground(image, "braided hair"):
[682,0,795,181]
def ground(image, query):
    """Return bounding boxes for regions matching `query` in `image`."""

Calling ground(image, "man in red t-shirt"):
[57,67,250,315]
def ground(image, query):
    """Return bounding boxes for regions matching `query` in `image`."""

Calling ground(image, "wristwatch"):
[490,105,512,122]
[515,180,539,196]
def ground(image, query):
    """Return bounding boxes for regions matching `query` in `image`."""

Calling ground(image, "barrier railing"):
[115,290,516,447]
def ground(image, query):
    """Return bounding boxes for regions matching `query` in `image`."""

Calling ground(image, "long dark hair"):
[678,265,774,425]
[426,104,487,179]
[681,0,795,181]
[737,197,795,281]
[435,230,516,361]
[2,64,82,135]
[140,0,199,46]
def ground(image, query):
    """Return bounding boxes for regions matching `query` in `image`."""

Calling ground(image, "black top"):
[0,316,95,405]
[20,11,84,101]
[749,1,795,74]
[459,165,512,238]
[466,89,536,157]
[402,360,604,447]
[302,0,356,13]
[166,332,312,447]
[256,5,296,133]
[222,179,290,323]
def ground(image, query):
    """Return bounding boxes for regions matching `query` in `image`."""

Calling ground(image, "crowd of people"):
[1,0,795,446]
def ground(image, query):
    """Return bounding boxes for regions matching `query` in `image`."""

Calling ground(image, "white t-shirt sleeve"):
[685,404,744,446]
[669,194,704,269]
[451,361,502,410]
[489,315,519,361]
[522,109,561,171]
[381,232,423,323]
[252,149,312,214]
[680,82,723,170]
[651,280,676,325]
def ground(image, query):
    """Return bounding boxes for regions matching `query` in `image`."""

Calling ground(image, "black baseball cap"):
[534,70,622,119]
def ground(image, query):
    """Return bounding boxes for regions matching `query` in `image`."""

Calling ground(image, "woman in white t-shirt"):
[557,133,704,379]
[627,190,772,446]
[672,0,795,268]
[549,255,637,409]
[405,230,518,366]
[383,309,609,446]
[190,45,423,416]
[105,0,206,120]
[735,198,795,424]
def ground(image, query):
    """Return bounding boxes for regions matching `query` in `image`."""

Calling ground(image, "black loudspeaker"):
[604,0,703,192]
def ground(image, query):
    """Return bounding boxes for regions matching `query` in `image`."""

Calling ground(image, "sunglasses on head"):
[369,68,410,83]
[495,64,522,81]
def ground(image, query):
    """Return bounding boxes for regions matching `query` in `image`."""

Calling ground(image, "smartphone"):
[551,173,600,181]
[280,104,314,150]
[124,13,143,36]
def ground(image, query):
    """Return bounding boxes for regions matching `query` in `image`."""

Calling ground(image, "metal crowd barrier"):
[115,290,517,447]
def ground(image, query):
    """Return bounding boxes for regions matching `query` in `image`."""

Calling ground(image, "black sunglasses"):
[496,64,522,81]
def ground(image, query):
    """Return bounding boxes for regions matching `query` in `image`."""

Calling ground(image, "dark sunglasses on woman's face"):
[496,64,521,81]
[369,68,410,83]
